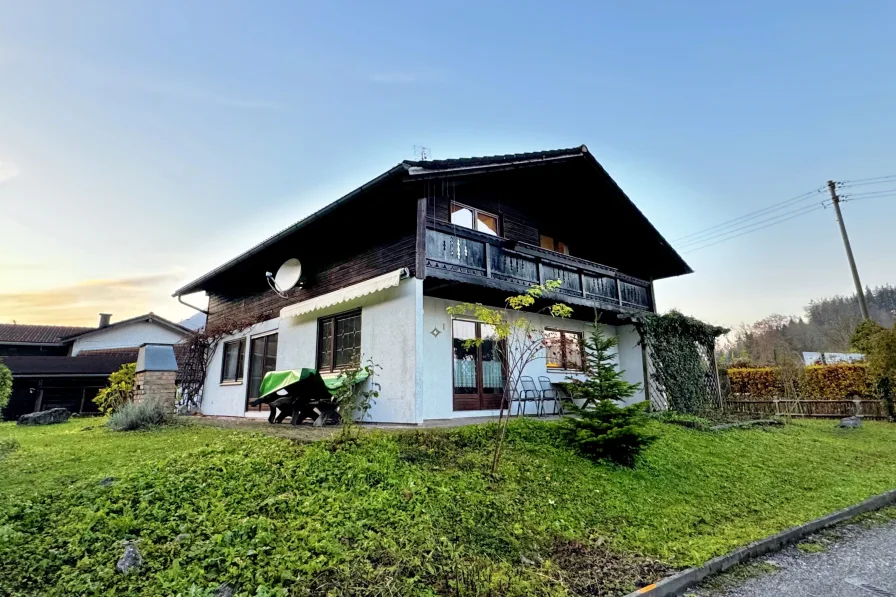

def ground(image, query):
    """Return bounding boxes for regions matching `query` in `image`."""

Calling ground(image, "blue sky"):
[1,1,894,328]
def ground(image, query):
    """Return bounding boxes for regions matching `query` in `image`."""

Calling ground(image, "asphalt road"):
[691,518,896,597]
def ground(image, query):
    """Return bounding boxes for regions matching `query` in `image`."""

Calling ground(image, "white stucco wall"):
[200,318,280,417]
[71,321,187,355]
[616,324,647,406]
[200,278,423,424]
[277,277,422,424]
[420,296,646,421]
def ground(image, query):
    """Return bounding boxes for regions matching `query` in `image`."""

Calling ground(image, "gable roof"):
[0,324,95,345]
[61,312,190,341]
[173,145,690,296]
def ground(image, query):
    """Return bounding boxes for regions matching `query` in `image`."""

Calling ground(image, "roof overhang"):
[172,164,409,297]
[280,268,408,319]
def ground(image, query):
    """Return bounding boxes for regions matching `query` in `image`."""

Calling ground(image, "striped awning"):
[280,268,407,319]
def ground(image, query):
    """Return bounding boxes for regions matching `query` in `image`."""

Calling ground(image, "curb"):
[624,488,896,597]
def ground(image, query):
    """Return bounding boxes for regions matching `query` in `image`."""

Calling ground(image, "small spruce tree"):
[562,322,655,466]
[564,321,641,408]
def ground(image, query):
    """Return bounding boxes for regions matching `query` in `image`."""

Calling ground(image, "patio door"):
[246,332,278,411]
[452,320,504,411]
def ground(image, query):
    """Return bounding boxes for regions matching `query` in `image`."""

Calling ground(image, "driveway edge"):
[625,488,896,597]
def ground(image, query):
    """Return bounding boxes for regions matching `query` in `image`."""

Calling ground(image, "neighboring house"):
[172,145,692,424]
[0,313,190,420]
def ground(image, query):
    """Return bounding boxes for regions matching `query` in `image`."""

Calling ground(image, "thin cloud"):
[134,79,284,111]
[0,161,21,183]
[0,273,179,326]
[368,73,418,83]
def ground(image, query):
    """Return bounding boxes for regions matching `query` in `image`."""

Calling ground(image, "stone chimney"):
[133,344,178,413]
[98,313,112,328]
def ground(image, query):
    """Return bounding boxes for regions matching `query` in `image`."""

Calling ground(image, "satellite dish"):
[267,258,302,297]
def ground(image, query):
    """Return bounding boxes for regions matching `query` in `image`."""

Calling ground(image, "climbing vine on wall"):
[634,310,728,414]
[178,311,272,410]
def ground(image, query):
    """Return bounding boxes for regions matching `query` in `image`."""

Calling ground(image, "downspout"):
[177,295,209,316]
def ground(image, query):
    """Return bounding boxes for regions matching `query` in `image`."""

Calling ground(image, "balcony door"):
[452,320,505,411]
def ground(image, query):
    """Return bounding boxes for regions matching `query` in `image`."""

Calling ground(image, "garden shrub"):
[107,399,171,431]
[562,401,657,466]
[802,364,871,399]
[0,359,11,413]
[729,364,871,399]
[94,363,136,414]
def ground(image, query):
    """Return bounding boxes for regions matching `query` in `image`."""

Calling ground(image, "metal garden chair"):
[516,376,541,416]
[537,376,564,416]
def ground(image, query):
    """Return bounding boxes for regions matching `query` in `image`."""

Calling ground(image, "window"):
[246,333,278,408]
[317,310,362,372]
[451,202,500,236]
[220,338,246,383]
[539,235,570,255]
[544,329,583,370]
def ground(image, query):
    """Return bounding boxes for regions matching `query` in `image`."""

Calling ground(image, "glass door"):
[452,320,505,411]
[246,333,278,411]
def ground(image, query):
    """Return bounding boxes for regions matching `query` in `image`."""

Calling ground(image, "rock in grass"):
[98,477,117,487]
[214,583,235,597]
[116,541,143,574]
[839,416,862,429]
[17,408,71,426]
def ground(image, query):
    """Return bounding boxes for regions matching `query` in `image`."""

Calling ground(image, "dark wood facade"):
[179,148,689,328]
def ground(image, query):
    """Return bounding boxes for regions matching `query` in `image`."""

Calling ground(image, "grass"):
[1,418,896,596]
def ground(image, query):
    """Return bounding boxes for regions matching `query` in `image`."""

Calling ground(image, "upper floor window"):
[540,235,570,255]
[221,338,246,383]
[451,202,500,236]
[544,329,583,371]
[318,310,362,372]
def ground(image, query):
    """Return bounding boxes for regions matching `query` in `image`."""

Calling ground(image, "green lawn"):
[1,418,895,596]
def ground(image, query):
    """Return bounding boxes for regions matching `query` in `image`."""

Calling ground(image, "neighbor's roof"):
[0,324,95,345]
[1,355,135,377]
[60,312,191,341]
[172,145,690,295]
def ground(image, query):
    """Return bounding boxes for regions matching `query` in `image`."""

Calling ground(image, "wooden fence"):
[725,398,889,420]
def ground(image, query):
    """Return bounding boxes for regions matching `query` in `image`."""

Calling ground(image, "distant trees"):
[719,284,896,366]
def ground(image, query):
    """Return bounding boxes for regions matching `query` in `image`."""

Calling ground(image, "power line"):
[844,194,896,202]
[838,174,896,186]
[837,178,896,189]
[681,203,829,254]
[841,187,896,198]
[672,187,823,244]
[676,201,829,249]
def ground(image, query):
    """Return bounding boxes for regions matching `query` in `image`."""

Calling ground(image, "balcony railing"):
[424,224,653,311]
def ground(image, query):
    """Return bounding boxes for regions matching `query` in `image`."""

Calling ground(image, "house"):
[172,145,691,424]
[0,313,191,419]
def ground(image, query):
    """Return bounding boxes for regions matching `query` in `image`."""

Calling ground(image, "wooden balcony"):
[423,223,653,312]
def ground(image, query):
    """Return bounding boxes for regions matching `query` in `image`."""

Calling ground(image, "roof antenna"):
[413,145,431,161]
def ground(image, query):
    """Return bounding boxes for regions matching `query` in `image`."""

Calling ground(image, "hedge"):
[728,363,872,399]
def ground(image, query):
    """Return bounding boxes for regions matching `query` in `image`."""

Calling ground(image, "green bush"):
[107,399,171,431]
[0,359,11,413]
[94,363,136,414]
[562,401,657,466]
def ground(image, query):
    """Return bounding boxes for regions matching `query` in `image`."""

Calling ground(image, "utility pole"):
[827,180,870,319]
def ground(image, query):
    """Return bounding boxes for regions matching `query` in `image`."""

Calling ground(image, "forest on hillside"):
[718,285,896,366]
